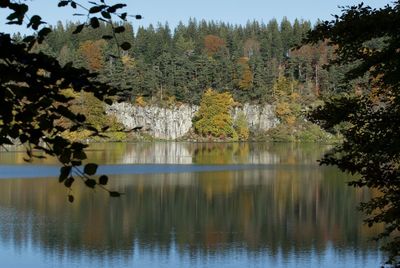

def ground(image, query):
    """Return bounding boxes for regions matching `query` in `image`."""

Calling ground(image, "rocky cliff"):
[107,103,278,140]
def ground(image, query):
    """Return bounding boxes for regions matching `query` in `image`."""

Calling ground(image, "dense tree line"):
[19,18,346,105]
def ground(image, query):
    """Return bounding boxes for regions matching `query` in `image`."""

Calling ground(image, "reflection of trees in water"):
[0,166,381,260]
[0,142,330,166]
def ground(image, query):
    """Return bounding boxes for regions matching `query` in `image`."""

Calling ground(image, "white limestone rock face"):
[232,103,279,132]
[107,103,198,140]
[107,102,278,140]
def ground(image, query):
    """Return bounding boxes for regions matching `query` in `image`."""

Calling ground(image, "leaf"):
[71,160,82,166]
[101,11,111,19]
[72,24,85,34]
[84,163,98,175]
[73,150,87,160]
[70,1,77,8]
[68,195,74,203]
[98,175,108,185]
[58,1,69,7]
[85,179,96,188]
[6,12,19,22]
[59,149,72,164]
[64,176,75,188]
[59,166,71,183]
[107,3,126,13]
[135,15,142,19]
[28,15,42,27]
[89,5,105,14]
[0,0,10,8]
[76,113,86,122]
[114,26,125,33]
[22,35,35,43]
[19,134,28,143]
[109,191,121,197]
[90,17,99,28]
[119,12,127,20]
[120,42,131,51]
[0,137,13,145]
[38,27,51,38]
[102,35,113,40]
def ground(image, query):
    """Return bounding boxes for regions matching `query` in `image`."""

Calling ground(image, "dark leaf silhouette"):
[98,175,108,185]
[84,163,98,175]
[64,176,75,188]
[85,179,96,188]
[58,1,69,7]
[59,166,71,183]
[90,17,99,28]
[120,42,131,50]
[72,23,85,34]
[114,26,125,33]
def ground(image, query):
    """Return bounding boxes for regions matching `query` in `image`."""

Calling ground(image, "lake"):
[0,142,383,267]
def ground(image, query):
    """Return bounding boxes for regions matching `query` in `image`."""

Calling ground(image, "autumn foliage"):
[236,57,253,90]
[78,39,106,71]
[204,35,226,56]
[193,89,238,140]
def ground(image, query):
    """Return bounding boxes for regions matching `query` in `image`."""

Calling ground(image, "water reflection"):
[0,143,383,267]
[0,142,327,165]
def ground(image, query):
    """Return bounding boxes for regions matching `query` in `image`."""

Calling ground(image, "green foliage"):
[305,2,400,265]
[27,17,326,105]
[193,89,238,140]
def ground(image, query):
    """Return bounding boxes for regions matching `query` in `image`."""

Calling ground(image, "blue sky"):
[0,0,390,34]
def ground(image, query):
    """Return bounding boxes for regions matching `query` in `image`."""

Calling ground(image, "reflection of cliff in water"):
[0,165,381,262]
[88,142,328,165]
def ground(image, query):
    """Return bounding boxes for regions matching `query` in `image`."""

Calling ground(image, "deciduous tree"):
[193,88,237,140]
[0,0,140,200]
[305,2,400,266]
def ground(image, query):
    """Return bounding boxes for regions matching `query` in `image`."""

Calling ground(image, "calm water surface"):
[0,142,383,267]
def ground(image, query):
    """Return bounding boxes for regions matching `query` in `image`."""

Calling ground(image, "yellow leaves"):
[121,54,135,68]
[61,88,79,98]
[290,92,300,101]
[194,88,238,140]
[275,101,299,126]
[135,96,146,107]
[273,75,301,126]
[276,102,291,117]
[273,75,297,97]
[285,115,296,126]
[273,76,301,126]
[237,57,253,91]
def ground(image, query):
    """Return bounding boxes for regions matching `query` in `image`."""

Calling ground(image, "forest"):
[16,18,349,106]
[10,17,361,142]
